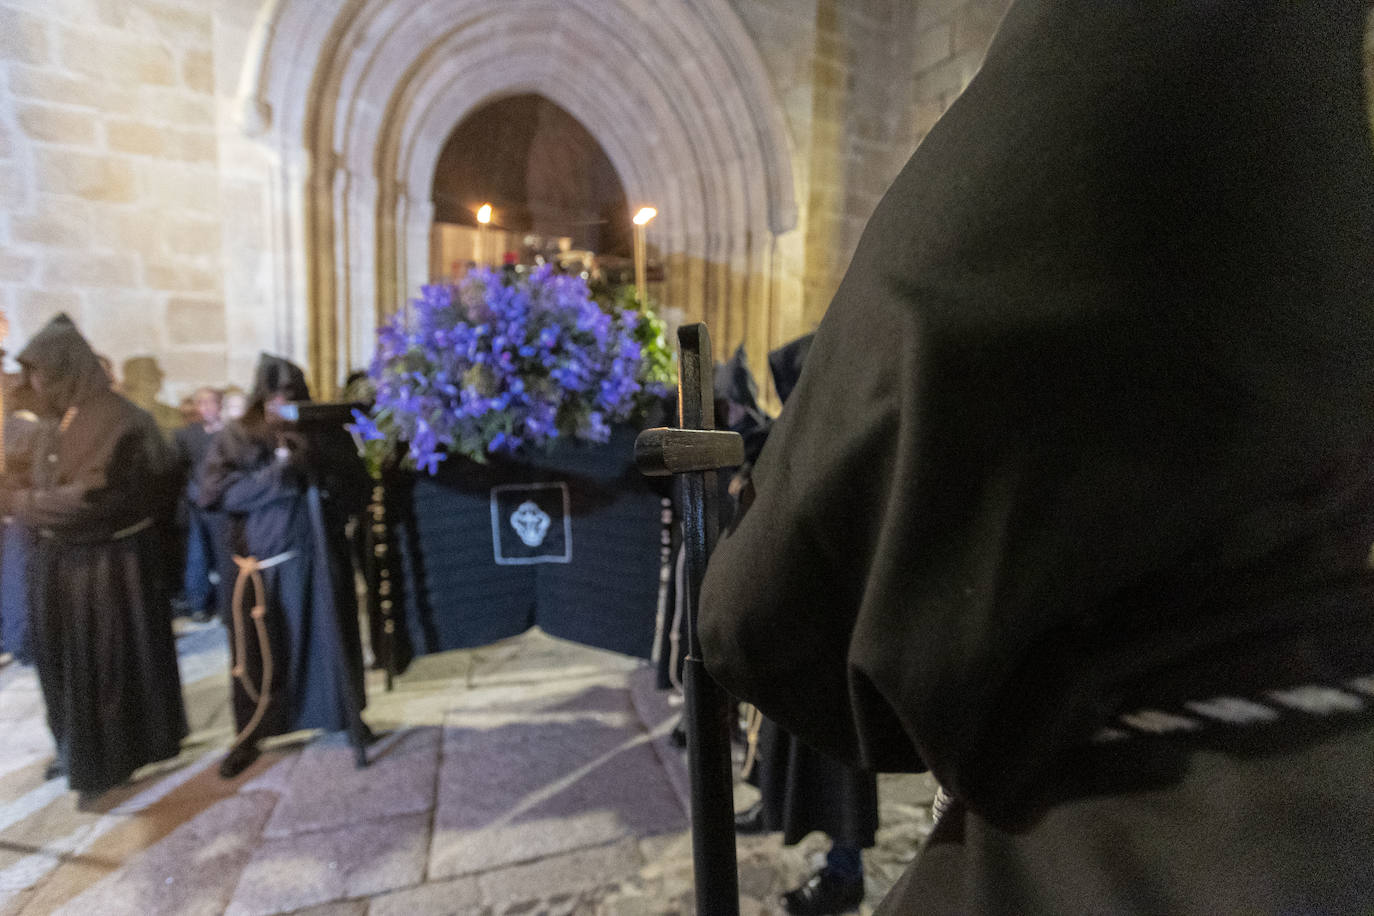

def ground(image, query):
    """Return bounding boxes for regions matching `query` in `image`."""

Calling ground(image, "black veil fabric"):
[701,0,1374,828]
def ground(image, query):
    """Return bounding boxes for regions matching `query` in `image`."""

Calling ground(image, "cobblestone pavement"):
[0,624,935,915]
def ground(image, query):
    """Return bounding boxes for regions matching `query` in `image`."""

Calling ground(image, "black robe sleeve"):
[197,429,305,514]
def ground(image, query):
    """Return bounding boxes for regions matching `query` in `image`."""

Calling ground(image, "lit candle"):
[633,206,657,306]
[476,203,493,267]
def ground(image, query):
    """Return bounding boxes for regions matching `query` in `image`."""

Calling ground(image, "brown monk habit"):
[701,2,1374,912]
[7,315,187,796]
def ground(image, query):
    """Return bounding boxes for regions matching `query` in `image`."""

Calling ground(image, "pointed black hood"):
[16,314,110,415]
[767,334,814,406]
[249,353,311,407]
[714,345,768,425]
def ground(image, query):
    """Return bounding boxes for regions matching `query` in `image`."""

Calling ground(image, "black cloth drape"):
[701,1,1374,911]
[386,424,671,664]
[11,314,187,794]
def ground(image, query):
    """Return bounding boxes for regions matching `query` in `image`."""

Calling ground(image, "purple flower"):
[364,267,666,473]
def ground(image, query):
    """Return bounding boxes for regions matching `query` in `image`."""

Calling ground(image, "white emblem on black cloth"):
[490,482,572,565]
[511,500,552,547]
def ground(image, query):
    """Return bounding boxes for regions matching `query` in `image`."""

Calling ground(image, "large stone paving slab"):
[0,719,54,787]
[475,836,642,910]
[0,669,44,722]
[0,752,225,914]
[0,668,54,784]
[466,630,640,688]
[49,791,277,916]
[262,728,440,838]
[366,875,484,916]
[626,666,690,815]
[429,684,686,880]
[237,754,301,799]
[225,811,430,916]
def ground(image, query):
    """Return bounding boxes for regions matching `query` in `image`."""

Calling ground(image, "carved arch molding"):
[236,0,799,396]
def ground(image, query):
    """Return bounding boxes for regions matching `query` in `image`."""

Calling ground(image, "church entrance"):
[428,95,636,286]
[235,0,801,396]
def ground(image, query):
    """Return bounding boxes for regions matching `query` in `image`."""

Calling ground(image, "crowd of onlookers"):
[117,364,251,625]
[1,317,372,796]
[168,385,244,621]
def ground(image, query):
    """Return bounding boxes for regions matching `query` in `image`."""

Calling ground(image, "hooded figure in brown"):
[4,314,187,797]
[702,2,1374,912]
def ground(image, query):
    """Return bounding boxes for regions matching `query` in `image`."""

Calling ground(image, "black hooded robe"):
[9,315,187,795]
[740,336,880,851]
[197,356,369,751]
[701,2,1374,913]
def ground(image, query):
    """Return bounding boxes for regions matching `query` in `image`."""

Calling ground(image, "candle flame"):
[633,207,657,226]
[477,204,493,225]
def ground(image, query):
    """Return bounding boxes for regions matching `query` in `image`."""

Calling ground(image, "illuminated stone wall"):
[0,0,226,405]
[0,0,1039,402]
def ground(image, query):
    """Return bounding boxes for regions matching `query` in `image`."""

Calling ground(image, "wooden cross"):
[635,323,743,915]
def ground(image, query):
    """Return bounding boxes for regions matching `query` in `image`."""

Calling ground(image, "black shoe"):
[218,743,261,779]
[781,868,865,915]
[734,801,767,835]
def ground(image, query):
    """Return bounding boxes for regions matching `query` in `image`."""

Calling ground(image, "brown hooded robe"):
[10,314,187,795]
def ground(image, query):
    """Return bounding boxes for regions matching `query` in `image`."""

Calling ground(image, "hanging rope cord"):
[740,703,765,780]
[227,551,296,752]
[667,532,687,693]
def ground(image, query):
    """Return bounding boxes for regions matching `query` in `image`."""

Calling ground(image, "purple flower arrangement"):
[353,265,671,474]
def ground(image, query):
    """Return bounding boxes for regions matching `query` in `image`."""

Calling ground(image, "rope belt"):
[38,516,154,543]
[741,703,764,781]
[1090,674,1374,745]
[111,517,154,540]
[227,551,297,752]
[928,674,1374,826]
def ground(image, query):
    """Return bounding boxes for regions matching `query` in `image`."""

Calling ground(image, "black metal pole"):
[658,324,741,915]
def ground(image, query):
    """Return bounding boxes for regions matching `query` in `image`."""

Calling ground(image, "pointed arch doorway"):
[235,0,800,397]
[428,94,635,283]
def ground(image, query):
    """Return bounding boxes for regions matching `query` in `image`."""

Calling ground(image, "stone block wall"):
[0,0,226,405]
[730,0,1012,335]
[0,0,1016,406]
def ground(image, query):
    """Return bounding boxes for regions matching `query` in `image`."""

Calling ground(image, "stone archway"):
[235,0,798,396]
[430,95,633,261]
